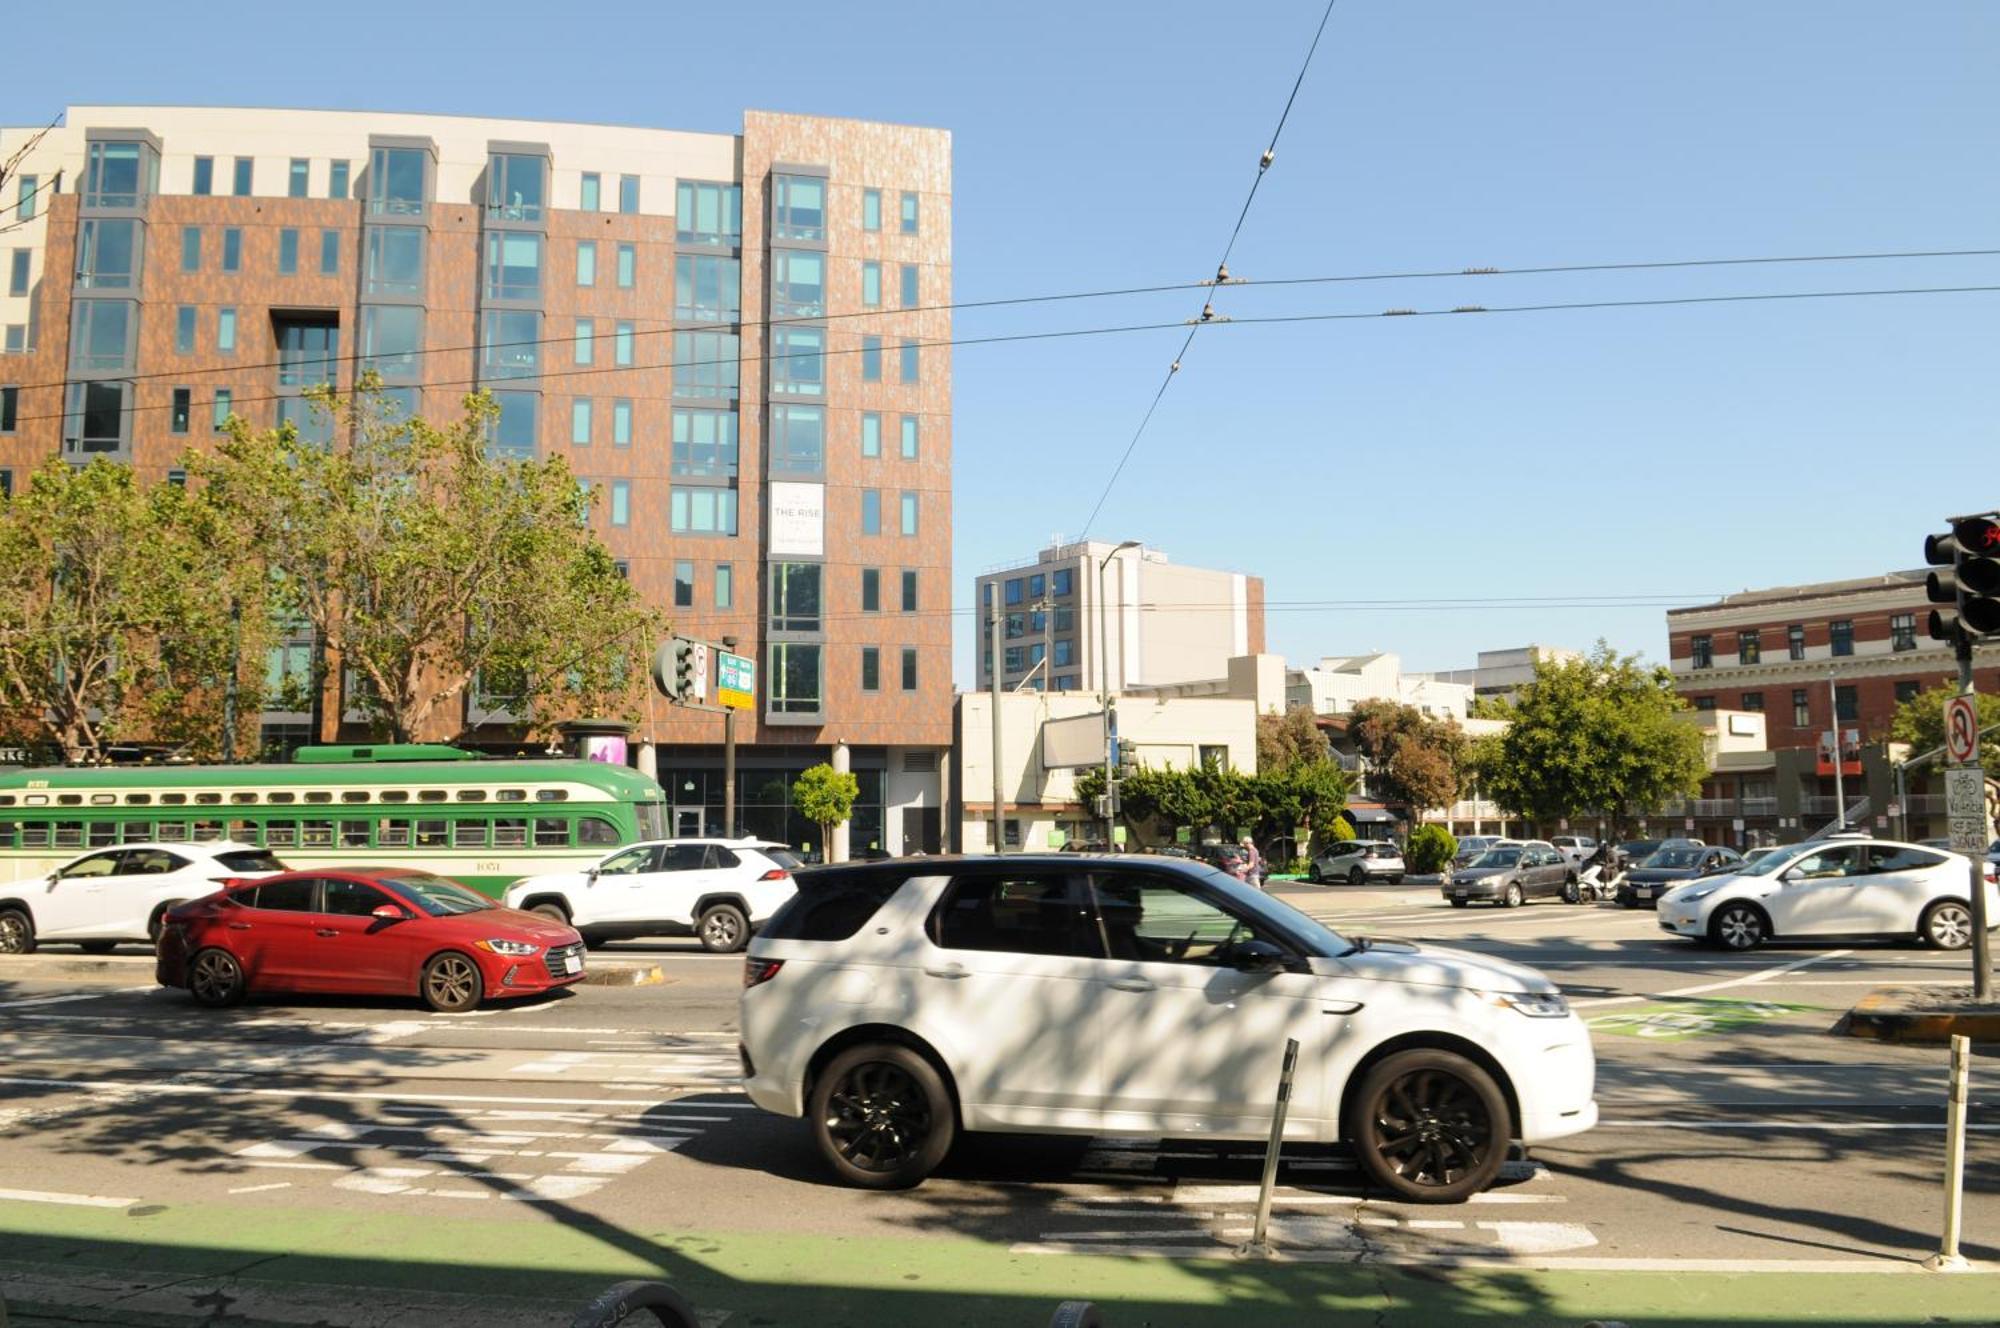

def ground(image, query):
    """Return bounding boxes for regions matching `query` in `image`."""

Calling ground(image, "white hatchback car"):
[1657,839,2000,951]
[502,837,801,952]
[0,841,286,954]
[741,855,1597,1201]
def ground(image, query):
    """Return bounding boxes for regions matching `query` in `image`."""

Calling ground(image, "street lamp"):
[1096,540,1143,848]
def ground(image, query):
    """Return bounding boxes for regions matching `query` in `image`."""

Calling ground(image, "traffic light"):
[649,637,706,704]
[1115,738,1138,770]
[1925,512,2000,642]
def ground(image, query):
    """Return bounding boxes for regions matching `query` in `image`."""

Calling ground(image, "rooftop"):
[1666,570,1928,617]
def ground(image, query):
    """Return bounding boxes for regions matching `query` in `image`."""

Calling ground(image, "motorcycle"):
[1570,864,1620,904]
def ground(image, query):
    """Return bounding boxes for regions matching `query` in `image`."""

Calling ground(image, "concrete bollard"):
[568,1281,701,1328]
[1048,1303,1103,1328]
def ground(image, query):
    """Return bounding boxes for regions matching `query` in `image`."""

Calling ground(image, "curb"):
[579,962,665,988]
[1837,986,2000,1044]
[0,954,664,989]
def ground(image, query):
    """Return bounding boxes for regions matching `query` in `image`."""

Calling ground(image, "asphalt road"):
[0,884,1994,1327]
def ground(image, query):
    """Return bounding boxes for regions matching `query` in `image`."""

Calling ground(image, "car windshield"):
[1645,848,1704,869]
[1739,849,1804,877]
[214,849,286,872]
[1189,864,1350,956]
[1620,842,1659,858]
[379,872,495,916]
[1471,849,1522,867]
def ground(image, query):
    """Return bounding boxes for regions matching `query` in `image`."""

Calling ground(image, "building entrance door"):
[906,807,941,855]
[673,807,703,838]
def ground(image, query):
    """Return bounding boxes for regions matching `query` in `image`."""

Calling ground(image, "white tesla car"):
[1656,839,2000,951]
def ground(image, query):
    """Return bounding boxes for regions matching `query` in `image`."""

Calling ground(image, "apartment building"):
[1666,572,2000,751]
[0,106,952,853]
[1287,653,1475,722]
[971,541,1265,695]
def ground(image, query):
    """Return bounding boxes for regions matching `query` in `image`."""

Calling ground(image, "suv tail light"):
[758,869,789,882]
[743,958,784,989]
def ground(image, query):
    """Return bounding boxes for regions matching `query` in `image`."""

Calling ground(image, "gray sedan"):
[1443,842,1576,908]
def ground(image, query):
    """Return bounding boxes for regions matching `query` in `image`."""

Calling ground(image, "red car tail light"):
[743,958,784,988]
[758,869,789,882]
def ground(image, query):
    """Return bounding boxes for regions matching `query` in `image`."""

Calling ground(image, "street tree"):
[1256,705,1327,770]
[1889,681,2000,770]
[194,383,660,742]
[1349,699,1469,814]
[1484,643,1707,835]
[793,763,859,859]
[1252,706,1352,853]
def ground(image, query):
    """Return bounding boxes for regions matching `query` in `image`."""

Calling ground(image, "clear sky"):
[6,1,1995,688]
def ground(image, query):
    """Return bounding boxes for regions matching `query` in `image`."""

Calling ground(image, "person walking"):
[1238,835,1266,890]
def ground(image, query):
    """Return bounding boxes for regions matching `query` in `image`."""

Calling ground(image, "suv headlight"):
[1481,990,1570,1019]
[476,938,541,957]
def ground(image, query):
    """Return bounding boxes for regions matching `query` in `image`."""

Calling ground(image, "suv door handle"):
[923,963,969,980]
[1109,977,1155,993]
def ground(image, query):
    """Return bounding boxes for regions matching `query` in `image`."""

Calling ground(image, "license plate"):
[562,955,582,975]
[1454,890,1468,899]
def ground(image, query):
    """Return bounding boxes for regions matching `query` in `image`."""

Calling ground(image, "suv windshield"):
[1470,849,1522,868]
[379,872,495,915]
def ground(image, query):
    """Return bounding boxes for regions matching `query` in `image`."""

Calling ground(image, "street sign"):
[1684,817,1695,831]
[716,650,755,712]
[1945,695,1980,766]
[1946,766,1990,854]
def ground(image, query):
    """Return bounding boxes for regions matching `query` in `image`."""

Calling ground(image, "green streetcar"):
[0,744,666,896]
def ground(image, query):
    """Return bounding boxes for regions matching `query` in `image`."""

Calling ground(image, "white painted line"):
[226,1182,293,1194]
[0,1073,691,1109]
[0,1188,137,1208]
[1601,1120,2000,1131]
[1464,1192,1567,1205]
[1574,949,1854,1009]
[242,1161,346,1171]
[1015,1242,1224,1258]
[1034,1229,1213,1241]
[0,986,154,1010]
[1404,1219,1466,1230]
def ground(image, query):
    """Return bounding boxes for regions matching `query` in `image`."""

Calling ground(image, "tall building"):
[1421,645,1581,703]
[971,541,1264,695]
[0,106,953,853]
[1667,572,2000,751]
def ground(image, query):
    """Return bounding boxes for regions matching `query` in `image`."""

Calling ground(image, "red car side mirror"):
[371,904,409,921]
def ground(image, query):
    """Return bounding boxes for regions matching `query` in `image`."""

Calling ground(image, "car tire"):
[529,903,570,926]
[1561,880,1581,905]
[148,902,186,944]
[1307,865,1322,884]
[187,947,247,1008]
[0,908,36,955]
[1387,874,1404,885]
[1348,867,1366,886]
[1920,900,1975,951]
[697,903,750,953]
[77,940,118,955]
[1348,1048,1510,1204]
[1449,898,1470,909]
[809,1042,957,1190]
[1709,903,1768,952]
[1503,883,1524,909]
[421,951,485,1013]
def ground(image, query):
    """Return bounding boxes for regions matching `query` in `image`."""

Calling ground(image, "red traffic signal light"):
[1927,512,2000,640]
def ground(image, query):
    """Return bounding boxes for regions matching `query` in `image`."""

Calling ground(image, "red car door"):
[310,876,417,994]
[228,876,322,989]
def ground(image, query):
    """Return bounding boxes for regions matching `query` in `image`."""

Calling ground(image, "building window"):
[1029,573,1045,598]
[571,398,592,445]
[486,153,545,223]
[2,326,19,354]
[574,318,594,365]
[288,158,309,198]
[485,233,543,301]
[1005,578,1023,606]
[1788,624,1806,660]
[277,228,300,275]
[181,226,201,272]
[862,489,881,535]
[672,408,738,477]
[64,380,130,453]
[1891,613,1916,651]
[1693,696,1717,711]
[489,391,539,460]
[480,309,540,380]
[862,188,881,232]
[901,647,918,691]
[612,399,632,447]
[862,568,881,613]
[675,181,742,245]
[1054,638,1074,667]
[362,306,424,380]
[1895,680,1921,706]
[769,563,822,632]
[610,481,630,527]
[369,146,428,215]
[0,467,11,494]
[74,219,138,290]
[69,301,137,373]
[772,174,825,242]
[1741,691,1763,711]
[900,491,918,536]
[770,642,822,716]
[1835,684,1859,721]
[16,174,39,220]
[320,229,340,275]
[365,227,423,296]
[232,157,253,196]
[861,411,881,458]
[673,253,740,322]
[900,263,919,308]
[618,174,640,214]
[770,404,824,473]
[673,330,739,399]
[275,317,339,386]
[900,415,919,459]
[175,306,196,354]
[217,307,237,353]
[1690,635,1712,670]
[222,228,242,273]
[1792,689,1810,728]
[170,387,191,434]
[900,339,919,383]
[1737,630,1759,665]
[616,243,636,289]
[861,336,882,382]
[1830,620,1854,657]
[861,260,881,308]
[770,249,824,318]
[1052,568,1073,597]
[900,191,919,234]
[901,569,918,612]
[8,249,28,297]
[576,240,596,287]
[861,647,880,692]
[714,563,732,609]
[580,173,600,212]
[192,157,214,195]
[84,141,147,208]
[613,321,635,368]
[329,160,350,199]
[770,327,824,396]
[212,388,233,431]
[670,486,738,534]
[674,560,694,607]
[0,387,16,434]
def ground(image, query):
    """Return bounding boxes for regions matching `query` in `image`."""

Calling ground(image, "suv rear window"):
[215,849,286,873]
[761,846,806,871]
[760,868,911,942]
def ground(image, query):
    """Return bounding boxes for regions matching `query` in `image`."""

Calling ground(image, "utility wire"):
[1076,0,1340,539]
[10,280,2000,428]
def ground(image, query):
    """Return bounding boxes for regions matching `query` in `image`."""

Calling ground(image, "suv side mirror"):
[1231,939,1288,973]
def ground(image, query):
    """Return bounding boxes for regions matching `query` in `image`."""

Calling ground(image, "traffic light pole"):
[721,635,738,839]
[990,598,1005,856]
[1955,637,1992,1002]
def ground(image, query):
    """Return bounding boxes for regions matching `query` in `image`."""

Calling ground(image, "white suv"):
[740,855,1597,1200]
[502,838,800,953]
[0,841,286,954]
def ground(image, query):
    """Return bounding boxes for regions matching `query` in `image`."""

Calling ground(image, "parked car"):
[1196,843,1252,881]
[1616,845,1745,909]
[1442,841,1576,908]
[0,841,286,955]
[502,837,799,953]
[157,868,585,1012]
[1309,840,1405,885]
[740,855,1597,1200]
[1612,837,1703,871]
[1657,840,2000,951]
[1549,835,1599,868]
[1450,836,1521,871]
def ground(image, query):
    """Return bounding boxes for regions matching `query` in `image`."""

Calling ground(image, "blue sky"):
[7,1,1995,687]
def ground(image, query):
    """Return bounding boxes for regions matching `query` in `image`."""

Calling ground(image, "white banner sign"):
[768,482,825,557]
[1946,766,1990,854]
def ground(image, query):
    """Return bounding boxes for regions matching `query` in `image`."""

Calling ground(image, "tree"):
[195,382,660,742]
[1406,824,1458,875]
[1248,710,1353,855]
[1484,643,1707,835]
[1890,681,2000,771]
[1349,699,1469,814]
[1257,705,1327,771]
[0,459,268,763]
[1467,694,1515,720]
[793,763,859,860]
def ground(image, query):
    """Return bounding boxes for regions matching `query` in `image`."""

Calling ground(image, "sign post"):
[1944,658,1992,1002]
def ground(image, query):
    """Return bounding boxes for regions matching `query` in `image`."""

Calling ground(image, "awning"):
[1345,806,1398,824]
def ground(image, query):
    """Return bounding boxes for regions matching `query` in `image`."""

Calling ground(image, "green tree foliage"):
[1080,753,1349,853]
[1256,705,1326,770]
[0,459,268,763]
[1467,694,1515,720]
[1484,643,1707,834]
[793,763,860,857]
[1349,699,1469,813]
[1254,706,1351,851]
[1326,815,1357,842]
[1406,823,1458,875]
[1890,681,2000,770]
[195,383,660,742]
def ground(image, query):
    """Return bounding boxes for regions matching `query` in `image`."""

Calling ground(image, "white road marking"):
[1574,949,1854,1009]
[0,985,155,1010]
[225,1182,293,1194]
[1599,1120,2000,1131]
[0,1073,730,1109]
[0,1188,137,1208]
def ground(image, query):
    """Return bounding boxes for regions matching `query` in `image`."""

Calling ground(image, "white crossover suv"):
[740,855,1597,1200]
[502,838,801,952]
[0,841,287,954]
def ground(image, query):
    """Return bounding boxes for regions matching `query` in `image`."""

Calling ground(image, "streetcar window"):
[58,794,82,806]
[195,793,223,805]
[229,819,259,844]
[341,791,371,804]
[160,794,187,805]
[156,822,188,842]
[533,817,568,848]
[494,818,527,847]
[266,821,298,847]
[418,790,447,803]
[341,820,371,848]
[377,819,411,847]
[267,792,296,804]
[302,820,334,848]
[496,789,527,803]
[90,793,116,806]
[415,819,448,847]
[230,792,258,805]
[87,821,117,846]
[53,821,83,847]
[534,789,569,802]
[0,822,14,848]
[453,820,489,847]
[121,822,150,843]
[192,820,225,842]
[125,793,152,805]
[304,791,333,804]
[20,823,50,847]
[578,817,619,846]
[380,791,410,803]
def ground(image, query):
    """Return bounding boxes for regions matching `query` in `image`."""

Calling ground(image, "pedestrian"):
[1238,835,1266,889]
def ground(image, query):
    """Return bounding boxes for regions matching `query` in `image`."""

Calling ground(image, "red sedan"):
[157,869,585,1013]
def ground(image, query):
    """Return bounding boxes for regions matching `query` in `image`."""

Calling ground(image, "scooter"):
[1571,864,1620,904]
